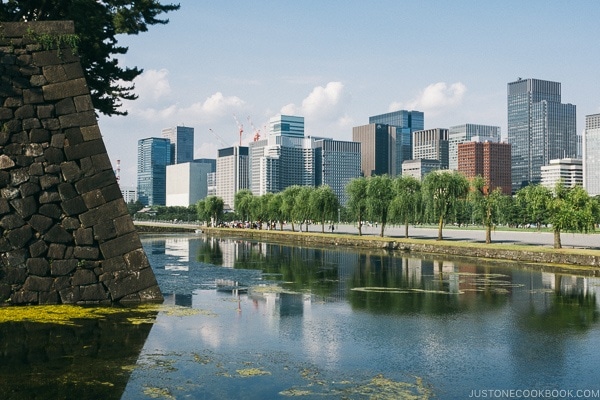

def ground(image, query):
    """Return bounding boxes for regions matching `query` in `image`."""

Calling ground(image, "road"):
[135,220,600,250]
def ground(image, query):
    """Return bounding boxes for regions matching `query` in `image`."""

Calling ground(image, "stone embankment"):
[201,227,600,272]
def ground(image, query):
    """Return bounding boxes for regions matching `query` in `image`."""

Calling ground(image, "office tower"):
[412,128,449,169]
[166,159,216,206]
[401,159,441,181]
[352,123,396,177]
[269,114,305,138]
[369,110,424,173]
[448,124,501,170]
[137,137,171,206]
[120,186,137,204]
[314,139,361,206]
[540,158,582,190]
[457,140,512,195]
[583,113,600,195]
[507,78,576,192]
[162,126,194,164]
[216,146,249,210]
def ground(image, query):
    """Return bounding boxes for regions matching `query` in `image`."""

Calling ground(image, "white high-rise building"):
[448,124,501,170]
[412,128,449,169]
[166,160,215,206]
[216,146,249,210]
[541,158,583,190]
[583,113,600,195]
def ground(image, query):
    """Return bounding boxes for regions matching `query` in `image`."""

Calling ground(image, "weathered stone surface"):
[0,21,162,305]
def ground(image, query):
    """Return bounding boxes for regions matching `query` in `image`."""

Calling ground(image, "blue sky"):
[97,0,600,186]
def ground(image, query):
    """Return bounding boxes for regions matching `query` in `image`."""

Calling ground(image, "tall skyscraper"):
[137,137,171,206]
[216,146,249,210]
[583,113,600,196]
[314,138,361,206]
[507,78,576,192]
[369,110,424,172]
[269,115,305,138]
[412,128,449,169]
[162,126,194,164]
[352,123,396,177]
[448,124,501,170]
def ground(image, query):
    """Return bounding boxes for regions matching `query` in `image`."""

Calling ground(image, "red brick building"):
[458,141,512,194]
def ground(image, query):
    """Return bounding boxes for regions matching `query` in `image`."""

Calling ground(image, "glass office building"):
[162,126,194,165]
[507,78,576,192]
[269,115,305,138]
[369,110,424,173]
[137,137,171,206]
[448,124,501,170]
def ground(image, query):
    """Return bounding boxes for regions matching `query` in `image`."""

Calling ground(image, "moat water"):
[2,233,600,399]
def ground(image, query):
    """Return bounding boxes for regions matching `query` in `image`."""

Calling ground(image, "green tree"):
[281,185,301,232]
[310,185,339,233]
[366,175,394,237]
[0,0,180,116]
[294,186,314,232]
[196,199,207,224]
[390,175,422,238]
[267,193,285,230]
[234,189,253,222]
[204,196,224,226]
[127,199,144,216]
[548,184,599,249]
[467,176,504,244]
[517,184,551,230]
[346,177,368,236]
[422,171,470,240]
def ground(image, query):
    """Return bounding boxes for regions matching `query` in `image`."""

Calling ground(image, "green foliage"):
[516,184,552,230]
[0,0,180,116]
[234,189,253,222]
[390,175,421,238]
[310,185,339,233]
[422,171,470,240]
[294,186,314,232]
[366,175,394,237]
[281,185,302,232]
[346,177,368,235]
[204,196,224,226]
[26,27,80,57]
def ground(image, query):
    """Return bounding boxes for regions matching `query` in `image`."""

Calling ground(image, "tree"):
[390,175,421,238]
[517,184,551,230]
[267,193,285,230]
[196,199,207,225]
[310,185,339,233]
[234,189,253,222]
[294,186,314,232]
[204,196,223,226]
[467,176,504,244]
[346,177,368,236]
[548,184,599,249]
[422,171,470,240]
[0,0,180,116]
[366,175,394,237]
[281,185,301,232]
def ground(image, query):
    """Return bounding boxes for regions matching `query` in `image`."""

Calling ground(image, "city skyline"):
[97,1,600,186]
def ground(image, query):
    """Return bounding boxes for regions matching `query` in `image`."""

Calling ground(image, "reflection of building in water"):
[165,237,190,271]
[162,293,193,307]
[542,273,600,307]
[212,238,261,268]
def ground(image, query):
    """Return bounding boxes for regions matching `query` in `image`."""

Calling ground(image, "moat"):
[2,233,600,399]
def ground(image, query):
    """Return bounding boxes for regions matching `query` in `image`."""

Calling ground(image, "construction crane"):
[208,128,227,148]
[246,115,261,142]
[233,114,244,146]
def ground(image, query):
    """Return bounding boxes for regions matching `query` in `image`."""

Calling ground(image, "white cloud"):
[390,82,467,115]
[132,69,172,102]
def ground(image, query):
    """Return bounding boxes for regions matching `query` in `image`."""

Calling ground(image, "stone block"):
[93,220,116,242]
[28,214,53,234]
[27,258,50,276]
[0,154,16,169]
[99,232,142,259]
[47,243,66,259]
[137,285,163,303]
[29,239,48,257]
[39,174,60,190]
[30,74,48,87]
[74,95,93,112]
[43,146,64,164]
[59,110,96,129]
[1,249,27,268]
[71,269,97,286]
[14,155,33,167]
[59,286,81,304]
[39,190,61,203]
[36,104,54,118]
[50,259,78,276]
[10,167,30,186]
[11,290,38,304]
[57,182,78,200]
[10,196,37,218]
[101,256,127,274]
[19,182,41,197]
[22,117,41,130]
[42,117,60,130]
[64,137,106,160]
[29,129,50,143]
[6,225,33,248]
[65,127,83,144]
[14,104,35,118]
[39,203,62,219]
[105,267,159,301]
[61,195,87,216]
[23,88,44,104]
[114,214,136,236]
[74,246,99,260]
[52,276,70,291]
[0,171,9,187]
[0,198,10,215]
[1,187,20,200]
[81,125,101,141]
[74,227,93,245]
[82,189,105,209]
[1,214,25,229]
[25,143,44,157]
[124,248,150,271]
[50,132,65,148]
[39,291,59,304]
[28,162,44,176]
[42,76,87,101]
[23,275,53,291]
[60,160,82,182]
[80,283,108,302]
[55,97,76,115]
[44,224,73,243]
[91,153,113,173]
[62,216,80,230]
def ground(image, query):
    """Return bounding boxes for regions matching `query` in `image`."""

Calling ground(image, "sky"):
[97,0,600,187]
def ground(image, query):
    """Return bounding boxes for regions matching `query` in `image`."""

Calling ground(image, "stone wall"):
[0,21,163,305]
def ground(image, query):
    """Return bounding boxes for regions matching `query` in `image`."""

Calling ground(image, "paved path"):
[135,221,600,250]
